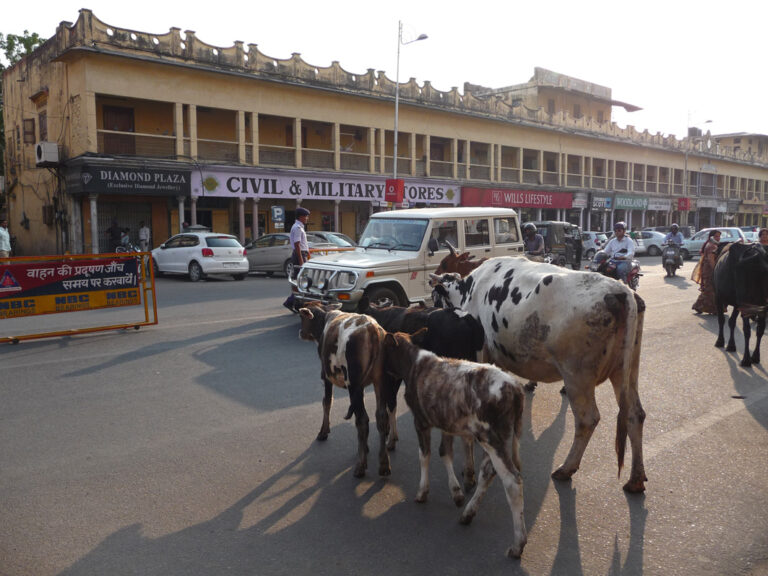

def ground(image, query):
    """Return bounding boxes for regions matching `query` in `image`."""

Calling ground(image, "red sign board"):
[385,179,404,203]
[462,187,573,209]
[678,198,690,211]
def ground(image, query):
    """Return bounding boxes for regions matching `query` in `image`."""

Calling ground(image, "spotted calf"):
[384,329,527,559]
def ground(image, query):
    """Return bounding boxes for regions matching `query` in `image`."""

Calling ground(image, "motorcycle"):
[661,243,683,277]
[587,249,642,291]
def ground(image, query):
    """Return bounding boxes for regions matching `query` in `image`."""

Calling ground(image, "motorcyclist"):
[523,223,545,256]
[662,223,684,266]
[603,221,635,283]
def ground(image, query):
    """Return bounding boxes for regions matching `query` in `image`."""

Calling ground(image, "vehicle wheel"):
[232,274,246,281]
[365,286,401,307]
[152,258,163,277]
[188,261,205,282]
[284,259,294,278]
[585,249,595,260]
[681,249,690,260]
[555,255,567,267]
[648,245,661,257]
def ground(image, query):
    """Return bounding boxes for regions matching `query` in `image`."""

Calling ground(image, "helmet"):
[670,223,679,231]
[523,223,537,234]
[613,221,626,231]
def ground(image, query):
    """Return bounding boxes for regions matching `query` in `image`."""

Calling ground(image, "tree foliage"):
[1,30,45,184]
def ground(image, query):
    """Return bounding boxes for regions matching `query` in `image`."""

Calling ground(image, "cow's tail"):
[615,290,644,478]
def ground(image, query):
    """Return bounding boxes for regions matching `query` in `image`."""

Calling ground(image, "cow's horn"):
[446,240,457,256]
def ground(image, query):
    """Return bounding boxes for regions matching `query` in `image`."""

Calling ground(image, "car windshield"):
[323,234,354,247]
[358,218,428,251]
[205,236,242,248]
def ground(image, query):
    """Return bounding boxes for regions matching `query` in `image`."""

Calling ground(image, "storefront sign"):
[727,200,741,213]
[678,198,690,211]
[717,202,728,213]
[697,198,719,209]
[591,195,613,210]
[462,187,573,209]
[571,192,589,209]
[385,179,405,203]
[193,169,460,205]
[615,196,649,210]
[70,165,191,195]
[647,198,671,211]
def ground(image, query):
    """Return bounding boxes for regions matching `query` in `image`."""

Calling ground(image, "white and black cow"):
[384,328,527,559]
[430,256,647,493]
[299,303,397,478]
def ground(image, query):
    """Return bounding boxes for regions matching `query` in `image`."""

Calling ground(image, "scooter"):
[588,249,642,291]
[661,243,683,277]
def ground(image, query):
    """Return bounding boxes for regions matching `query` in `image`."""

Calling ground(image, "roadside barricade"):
[0,252,158,344]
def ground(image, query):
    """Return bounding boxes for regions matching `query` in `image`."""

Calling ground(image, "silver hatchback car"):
[680,227,747,260]
[245,232,338,277]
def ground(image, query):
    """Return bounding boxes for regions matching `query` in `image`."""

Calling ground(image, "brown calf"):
[384,329,527,559]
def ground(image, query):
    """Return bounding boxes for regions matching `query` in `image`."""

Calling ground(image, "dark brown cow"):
[299,303,396,478]
[434,241,487,277]
[384,329,527,558]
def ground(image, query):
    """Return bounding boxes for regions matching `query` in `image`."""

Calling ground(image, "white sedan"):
[151,232,249,281]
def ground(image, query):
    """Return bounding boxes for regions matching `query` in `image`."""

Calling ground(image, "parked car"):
[244,232,337,277]
[151,232,249,281]
[636,230,668,256]
[581,231,608,259]
[525,221,583,269]
[680,227,747,260]
[642,225,696,239]
[603,231,646,255]
[740,225,759,234]
[309,231,357,247]
[743,230,759,242]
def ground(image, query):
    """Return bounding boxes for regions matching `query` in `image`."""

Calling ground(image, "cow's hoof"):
[415,492,428,503]
[506,544,525,559]
[452,489,465,507]
[523,381,537,392]
[316,431,329,442]
[714,339,724,348]
[353,465,367,478]
[726,344,737,352]
[459,511,475,525]
[378,465,392,477]
[551,467,574,481]
[740,358,753,368]
[622,479,646,493]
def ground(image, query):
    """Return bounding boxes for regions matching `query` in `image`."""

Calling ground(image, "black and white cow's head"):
[429,272,472,310]
[298,302,342,342]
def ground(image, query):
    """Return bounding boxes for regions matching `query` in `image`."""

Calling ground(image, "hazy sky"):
[4,0,765,138]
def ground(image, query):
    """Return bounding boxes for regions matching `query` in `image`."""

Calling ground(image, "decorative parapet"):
[41,9,766,166]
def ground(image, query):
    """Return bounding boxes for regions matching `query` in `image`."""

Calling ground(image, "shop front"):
[64,158,191,253]
[676,197,695,229]
[191,167,461,243]
[646,197,672,228]
[737,198,763,227]
[696,198,720,229]
[588,194,613,232]
[614,195,649,232]
[460,187,574,224]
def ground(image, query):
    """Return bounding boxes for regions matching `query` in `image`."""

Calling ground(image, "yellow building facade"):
[3,9,767,256]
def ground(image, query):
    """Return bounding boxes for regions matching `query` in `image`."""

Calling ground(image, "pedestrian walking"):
[691,229,721,314]
[0,218,11,258]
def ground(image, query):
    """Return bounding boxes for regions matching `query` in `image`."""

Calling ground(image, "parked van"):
[293,207,524,310]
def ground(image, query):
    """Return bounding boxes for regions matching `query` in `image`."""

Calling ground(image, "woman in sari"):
[691,229,721,314]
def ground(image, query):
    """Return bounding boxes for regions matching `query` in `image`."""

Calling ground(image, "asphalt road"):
[1,257,767,576]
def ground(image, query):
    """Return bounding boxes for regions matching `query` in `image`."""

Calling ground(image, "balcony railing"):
[542,171,558,185]
[469,164,490,180]
[522,169,539,185]
[566,173,581,187]
[198,138,238,162]
[259,145,295,167]
[430,160,453,178]
[592,176,606,189]
[500,167,519,182]
[615,178,628,191]
[340,152,369,172]
[302,148,334,169]
[97,130,175,157]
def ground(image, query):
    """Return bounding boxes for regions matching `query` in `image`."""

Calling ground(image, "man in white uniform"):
[603,221,635,283]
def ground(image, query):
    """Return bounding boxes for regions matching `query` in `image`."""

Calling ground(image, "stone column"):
[190,196,197,226]
[188,104,198,159]
[178,196,186,232]
[251,198,259,239]
[238,197,246,243]
[294,118,302,169]
[368,127,376,173]
[237,110,246,164]
[334,200,341,232]
[89,194,99,253]
[252,112,259,166]
[333,123,341,171]
[175,102,184,157]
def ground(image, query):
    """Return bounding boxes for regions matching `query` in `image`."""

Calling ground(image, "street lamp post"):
[393,21,427,181]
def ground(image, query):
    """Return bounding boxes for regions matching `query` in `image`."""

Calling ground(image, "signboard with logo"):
[67,164,191,196]
[615,196,649,210]
[647,198,671,211]
[591,195,613,211]
[385,179,405,203]
[192,169,460,205]
[462,187,573,209]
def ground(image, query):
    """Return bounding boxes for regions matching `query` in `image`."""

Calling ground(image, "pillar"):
[251,198,259,239]
[178,196,186,232]
[175,102,184,157]
[188,105,197,159]
[190,196,197,226]
[334,200,341,232]
[89,194,99,253]
[238,197,246,243]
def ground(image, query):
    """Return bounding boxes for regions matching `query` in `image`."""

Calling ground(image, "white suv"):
[293,207,524,310]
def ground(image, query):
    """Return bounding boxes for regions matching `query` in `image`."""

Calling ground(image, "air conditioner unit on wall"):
[35,141,59,167]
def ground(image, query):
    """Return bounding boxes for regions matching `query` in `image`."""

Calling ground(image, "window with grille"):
[23,119,36,144]
[39,112,48,141]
